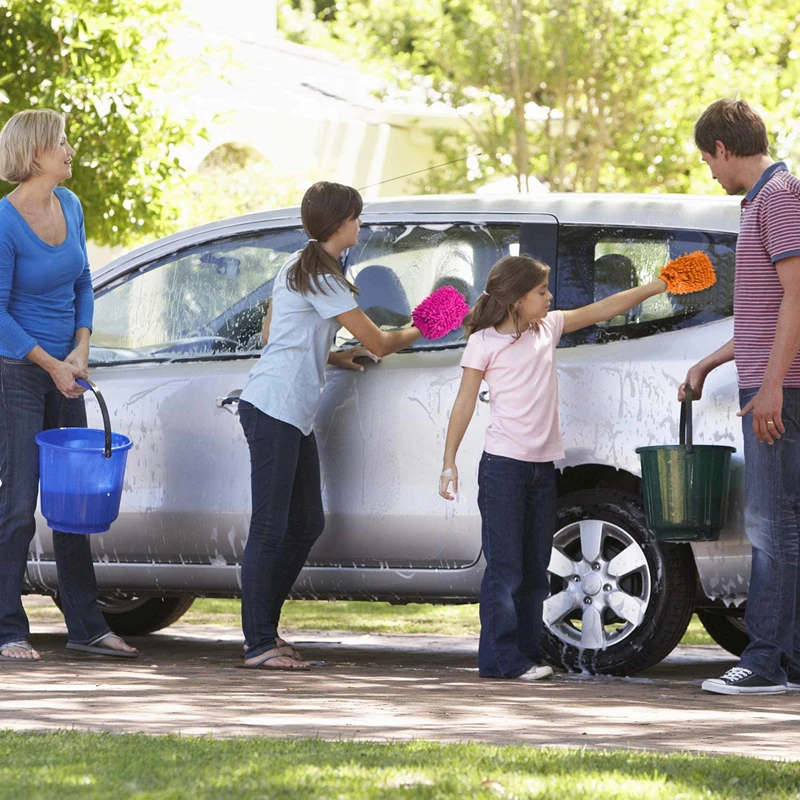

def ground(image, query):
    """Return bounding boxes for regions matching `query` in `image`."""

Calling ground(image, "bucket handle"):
[76,378,112,459]
[679,386,693,455]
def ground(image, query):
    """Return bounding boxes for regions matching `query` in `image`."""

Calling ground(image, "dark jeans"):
[738,387,800,685]
[239,401,325,660]
[477,451,557,678]
[0,358,111,648]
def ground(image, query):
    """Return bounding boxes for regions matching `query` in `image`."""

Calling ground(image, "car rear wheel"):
[53,595,195,635]
[696,608,749,657]
[540,490,695,675]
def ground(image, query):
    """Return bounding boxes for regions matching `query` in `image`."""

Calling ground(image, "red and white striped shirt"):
[734,162,800,388]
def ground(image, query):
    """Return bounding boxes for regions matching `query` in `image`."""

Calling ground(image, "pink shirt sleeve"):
[460,331,490,372]
[540,310,565,343]
[759,188,800,263]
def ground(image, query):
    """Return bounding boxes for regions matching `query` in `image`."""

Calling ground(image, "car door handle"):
[479,390,490,403]
[215,389,242,414]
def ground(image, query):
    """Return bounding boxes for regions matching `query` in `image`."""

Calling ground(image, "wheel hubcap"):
[544,518,652,651]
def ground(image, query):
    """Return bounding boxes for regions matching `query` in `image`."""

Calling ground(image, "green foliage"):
[0,0,204,246]
[2,732,800,798]
[280,0,800,195]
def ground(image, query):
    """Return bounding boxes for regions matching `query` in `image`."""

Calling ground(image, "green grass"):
[24,595,718,644]
[0,732,796,799]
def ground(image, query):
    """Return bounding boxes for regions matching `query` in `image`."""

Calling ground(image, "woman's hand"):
[439,463,459,500]
[329,347,381,371]
[49,359,88,398]
[64,343,89,375]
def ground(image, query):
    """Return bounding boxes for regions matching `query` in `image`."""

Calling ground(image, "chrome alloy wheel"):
[544,518,652,651]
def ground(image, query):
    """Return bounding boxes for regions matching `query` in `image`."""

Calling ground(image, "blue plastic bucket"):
[35,380,132,534]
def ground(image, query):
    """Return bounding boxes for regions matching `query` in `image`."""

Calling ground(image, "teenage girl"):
[238,181,426,670]
[439,255,667,680]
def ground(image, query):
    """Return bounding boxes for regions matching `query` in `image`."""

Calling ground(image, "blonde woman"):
[0,109,137,662]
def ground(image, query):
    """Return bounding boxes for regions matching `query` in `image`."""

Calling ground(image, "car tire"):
[53,595,195,635]
[540,490,696,676]
[696,608,749,657]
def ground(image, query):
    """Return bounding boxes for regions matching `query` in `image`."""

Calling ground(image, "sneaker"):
[702,667,786,695]
[787,681,800,691]
[518,664,553,681]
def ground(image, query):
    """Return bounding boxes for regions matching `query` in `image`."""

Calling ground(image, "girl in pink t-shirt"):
[439,255,666,681]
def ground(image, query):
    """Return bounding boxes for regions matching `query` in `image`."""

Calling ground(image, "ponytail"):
[286,241,358,296]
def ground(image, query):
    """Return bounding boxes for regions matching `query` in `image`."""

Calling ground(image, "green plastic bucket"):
[635,389,735,542]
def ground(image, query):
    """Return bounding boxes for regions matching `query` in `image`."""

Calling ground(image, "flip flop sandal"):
[243,648,310,670]
[0,640,41,663]
[66,634,139,659]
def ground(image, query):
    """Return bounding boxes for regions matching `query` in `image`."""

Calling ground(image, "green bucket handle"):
[679,386,693,455]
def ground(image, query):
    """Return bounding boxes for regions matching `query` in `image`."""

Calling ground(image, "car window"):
[556,224,737,347]
[90,228,306,364]
[336,223,520,349]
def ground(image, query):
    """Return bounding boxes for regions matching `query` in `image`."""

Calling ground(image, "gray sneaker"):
[787,681,800,691]
[702,666,786,695]
[518,665,554,681]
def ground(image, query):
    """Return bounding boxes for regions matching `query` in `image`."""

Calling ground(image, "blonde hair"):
[0,109,66,184]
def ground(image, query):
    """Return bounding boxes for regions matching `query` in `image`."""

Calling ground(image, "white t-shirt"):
[240,254,358,435]
[460,310,565,462]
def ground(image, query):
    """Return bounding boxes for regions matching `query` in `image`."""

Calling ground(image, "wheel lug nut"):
[573,576,581,582]
[583,597,592,605]
[603,584,612,592]
[592,563,601,571]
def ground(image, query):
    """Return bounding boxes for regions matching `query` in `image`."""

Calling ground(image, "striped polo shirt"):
[734,162,800,388]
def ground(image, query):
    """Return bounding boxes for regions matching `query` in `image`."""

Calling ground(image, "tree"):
[280,0,800,195]
[0,0,204,246]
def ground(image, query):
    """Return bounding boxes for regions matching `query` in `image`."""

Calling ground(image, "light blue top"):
[240,253,358,435]
[0,186,93,360]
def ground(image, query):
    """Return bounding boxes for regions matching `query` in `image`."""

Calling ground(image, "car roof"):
[95,192,742,284]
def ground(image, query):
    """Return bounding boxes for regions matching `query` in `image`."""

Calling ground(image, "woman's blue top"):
[0,186,93,360]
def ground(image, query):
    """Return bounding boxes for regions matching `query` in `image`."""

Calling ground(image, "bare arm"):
[336,307,421,357]
[678,338,734,401]
[260,301,274,347]
[439,367,484,500]
[738,255,800,444]
[25,343,87,398]
[562,278,666,334]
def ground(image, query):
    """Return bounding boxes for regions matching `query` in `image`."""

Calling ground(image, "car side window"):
[336,223,520,349]
[90,228,306,364]
[556,225,737,347]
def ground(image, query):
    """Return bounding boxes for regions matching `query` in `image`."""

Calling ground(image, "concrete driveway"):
[2,619,799,762]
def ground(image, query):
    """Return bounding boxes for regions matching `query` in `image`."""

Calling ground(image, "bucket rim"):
[635,444,736,454]
[35,427,132,453]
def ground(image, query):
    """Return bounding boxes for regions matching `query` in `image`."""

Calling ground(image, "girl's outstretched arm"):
[562,278,666,334]
[440,367,484,500]
[337,307,421,357]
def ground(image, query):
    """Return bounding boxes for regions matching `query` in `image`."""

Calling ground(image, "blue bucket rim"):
[35,427,132,453]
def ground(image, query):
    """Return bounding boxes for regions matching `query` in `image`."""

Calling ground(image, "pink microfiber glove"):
[412,286,471,340]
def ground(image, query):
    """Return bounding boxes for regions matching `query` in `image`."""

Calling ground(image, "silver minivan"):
[26,193,748,675]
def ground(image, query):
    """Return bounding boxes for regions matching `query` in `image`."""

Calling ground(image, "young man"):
[681,99,800,695]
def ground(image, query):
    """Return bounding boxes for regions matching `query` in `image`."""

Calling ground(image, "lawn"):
[23,596,718,645]
[1,733,796,800]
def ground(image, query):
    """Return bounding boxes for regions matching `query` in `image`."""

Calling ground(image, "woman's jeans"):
[0,358,111,648]
[477,452,557,678]
[239,401,325,660]
[738,387,800,685]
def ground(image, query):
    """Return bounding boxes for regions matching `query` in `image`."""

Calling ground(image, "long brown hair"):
[464,255,550,339]
[286,181,362,296]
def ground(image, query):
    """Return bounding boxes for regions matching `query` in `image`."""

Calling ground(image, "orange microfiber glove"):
[658,251,716,295]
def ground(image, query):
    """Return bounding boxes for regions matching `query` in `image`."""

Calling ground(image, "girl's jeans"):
[0,358,111,648]
[738,387,800,685]
[239,401,325,660]
[477,451,557,678]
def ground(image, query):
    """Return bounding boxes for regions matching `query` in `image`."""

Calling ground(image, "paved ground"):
[2,618,800,761]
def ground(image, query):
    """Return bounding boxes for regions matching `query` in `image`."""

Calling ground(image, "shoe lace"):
[720,667,752,682]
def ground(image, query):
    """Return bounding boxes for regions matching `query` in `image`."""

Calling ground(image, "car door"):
[29,225,307,593]
[307,214,558,569]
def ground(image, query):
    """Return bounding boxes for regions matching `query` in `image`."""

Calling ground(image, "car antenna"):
[357,152,484,192]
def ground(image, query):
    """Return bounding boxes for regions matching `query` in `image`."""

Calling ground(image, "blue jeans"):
[477,452,557,678]
[0,358,111,648]
[239,401,325,660]
[738,387,800,685]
